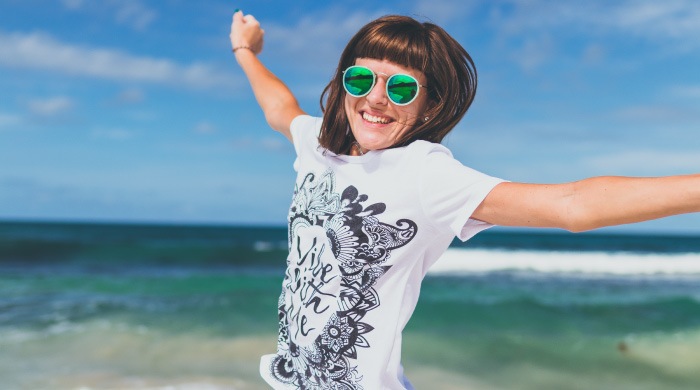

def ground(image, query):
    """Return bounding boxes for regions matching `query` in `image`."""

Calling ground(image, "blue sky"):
[0,0,698,234]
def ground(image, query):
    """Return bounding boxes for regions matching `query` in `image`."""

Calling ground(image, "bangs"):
[350,18,429,72]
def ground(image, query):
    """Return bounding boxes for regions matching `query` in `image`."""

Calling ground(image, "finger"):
[233,10,244,23]
[243,14,258,24]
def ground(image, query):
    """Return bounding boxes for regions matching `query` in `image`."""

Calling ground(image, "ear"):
[423,99,438,121]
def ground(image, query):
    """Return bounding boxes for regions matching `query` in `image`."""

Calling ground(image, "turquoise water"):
[2,221,700,389]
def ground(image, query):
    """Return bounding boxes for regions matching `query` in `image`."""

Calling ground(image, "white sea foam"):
[253,240,287,251]
[0,319,274,389]
[429,248,700,276]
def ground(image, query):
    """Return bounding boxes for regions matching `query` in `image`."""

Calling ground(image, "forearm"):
[474,174,700,232]
[569,174,700,232]
[235,49,301,139]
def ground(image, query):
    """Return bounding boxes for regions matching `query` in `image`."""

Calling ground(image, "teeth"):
[362,112,391,124]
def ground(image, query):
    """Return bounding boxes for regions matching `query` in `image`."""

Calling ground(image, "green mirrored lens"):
[387,74,418,104]
[344,67,374,96]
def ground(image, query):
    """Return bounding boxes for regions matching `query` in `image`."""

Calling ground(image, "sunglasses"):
[342,65,425,106]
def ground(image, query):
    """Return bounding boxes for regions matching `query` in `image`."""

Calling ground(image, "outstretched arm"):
[230,10,305,141]
[473,174,700,232]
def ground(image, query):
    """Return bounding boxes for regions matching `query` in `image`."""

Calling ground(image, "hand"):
[230,10,264,55]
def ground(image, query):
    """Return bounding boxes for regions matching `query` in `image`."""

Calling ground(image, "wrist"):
[233,45,257,65]
[232,45,254,53]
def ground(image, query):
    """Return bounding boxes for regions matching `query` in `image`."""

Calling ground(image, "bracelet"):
[232,45,253,53]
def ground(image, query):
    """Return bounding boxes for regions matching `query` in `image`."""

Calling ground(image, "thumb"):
[233,9,244,23]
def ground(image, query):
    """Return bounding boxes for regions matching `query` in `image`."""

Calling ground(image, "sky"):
[0,0,699,234]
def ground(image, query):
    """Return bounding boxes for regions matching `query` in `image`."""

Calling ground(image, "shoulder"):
[407,139,503,190]
[290,115,323,155]
[404,139,456,165]
[290,115,322,139]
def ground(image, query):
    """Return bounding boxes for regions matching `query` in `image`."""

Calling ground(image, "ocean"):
[2,220,700,390]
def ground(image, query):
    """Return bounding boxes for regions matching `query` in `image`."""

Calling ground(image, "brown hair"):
[318,15,477,154]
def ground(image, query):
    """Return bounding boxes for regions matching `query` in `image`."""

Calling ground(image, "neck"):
[350,141,367,156]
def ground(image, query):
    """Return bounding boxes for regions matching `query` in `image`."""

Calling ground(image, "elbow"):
[264,112,285,134]
[562,206,596,232]
[564,222,594,234]
[563,208,611,233]
[263,105,286,133]
[263,98,301,136]
[559,187,598,233]
[559,214,587,233]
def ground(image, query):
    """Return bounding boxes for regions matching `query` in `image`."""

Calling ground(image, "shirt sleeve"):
[419,145,506,241]
[289,115,323,171]
[289,115,321,155]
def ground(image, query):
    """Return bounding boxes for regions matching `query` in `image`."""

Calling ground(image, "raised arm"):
[230,10,305,141]
[473,174,700,232]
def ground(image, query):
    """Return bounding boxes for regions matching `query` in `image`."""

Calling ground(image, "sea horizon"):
[2,216,699,234]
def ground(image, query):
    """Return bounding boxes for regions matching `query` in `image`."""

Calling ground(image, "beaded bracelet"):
[232,45,253,53]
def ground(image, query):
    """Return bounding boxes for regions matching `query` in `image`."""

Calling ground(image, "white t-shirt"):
[260,115,505,390]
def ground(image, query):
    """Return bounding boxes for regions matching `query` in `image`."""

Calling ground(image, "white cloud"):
[0,175,171,222]
[91,128,135,140]
[670,85,700,99]
[230,137,254,150]
[581,43,605,65]
[512,35,554,72]
[27,96,74,117]
[412,0,481,24]
[61,0,84,10]
[493,0,700,47]
[612,1,700,39]
[112,0,157,31]
[265,8,387,72]
[230,136,289,152]
[114,87,145,104]
[194,121,216,134]
[584,150,699,174]
[60,0,157,30]
[612,105,700,123]
[0,112,21,128]
[0,31,238,89]
[261,137,286,152]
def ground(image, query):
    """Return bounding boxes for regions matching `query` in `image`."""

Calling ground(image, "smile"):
[362,112,393,124]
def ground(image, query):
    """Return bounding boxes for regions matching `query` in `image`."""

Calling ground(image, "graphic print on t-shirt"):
[270,169,417,389]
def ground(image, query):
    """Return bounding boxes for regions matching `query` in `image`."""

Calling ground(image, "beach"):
[2,221,700,389]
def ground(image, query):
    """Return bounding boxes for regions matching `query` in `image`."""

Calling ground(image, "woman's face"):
[344,58,429,154]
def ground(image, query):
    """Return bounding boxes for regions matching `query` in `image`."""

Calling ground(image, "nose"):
[365,77,388,106]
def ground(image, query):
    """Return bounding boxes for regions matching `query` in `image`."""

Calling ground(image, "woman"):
[230,10,699,390]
